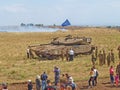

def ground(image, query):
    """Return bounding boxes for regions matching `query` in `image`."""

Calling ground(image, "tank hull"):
[30,44,95,60]
[28,35,95,60]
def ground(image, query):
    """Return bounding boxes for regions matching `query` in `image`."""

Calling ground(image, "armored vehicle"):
[29,35,95,60]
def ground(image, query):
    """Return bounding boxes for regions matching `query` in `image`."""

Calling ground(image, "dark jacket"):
[28,82,33,90]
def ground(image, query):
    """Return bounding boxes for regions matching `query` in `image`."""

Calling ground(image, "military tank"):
[29,35,95,60]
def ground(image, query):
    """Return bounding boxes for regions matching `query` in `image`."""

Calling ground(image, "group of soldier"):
[91,45,120,67]
[26,44,120,66]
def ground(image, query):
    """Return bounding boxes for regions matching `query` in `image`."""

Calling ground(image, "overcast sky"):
[0,0,120,26]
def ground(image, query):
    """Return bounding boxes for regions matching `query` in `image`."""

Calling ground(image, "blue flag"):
[61,19,71,26]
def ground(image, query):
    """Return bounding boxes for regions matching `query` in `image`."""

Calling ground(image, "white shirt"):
[68,76,74,83]
[69,50,74,55]
[94,69,98,76]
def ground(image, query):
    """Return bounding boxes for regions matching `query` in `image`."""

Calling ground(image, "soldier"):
[111,49,115,63]
[27,46,30,58]
[107,52,111,67]
[27,46,34,59]
[117,45,120,60]
[91,51,96,65]
[98,50,103,66]
[95,46,98,60]
[66,49,69,61]
[103,49,106,65]
[116,62,120,80]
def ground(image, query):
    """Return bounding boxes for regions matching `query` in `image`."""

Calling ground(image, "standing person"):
[60,74,66,90]
[28,80,33,90]
[93,66,99,86]
[65,73,70,83]
[95,46,98,60]
[66,79,77,90]
[116,62,120,80]
[109,66,114,86]
[115,73,119,87]
[41,72,48,90]
[91,51,96,65]
[65,73,74,83]
[54,66,60,85]
[111,49,115,63]
[107,52,111,67]
[88,68,95,88]
[27,46,34,59]
[68,76,74,83]
[66,49,69,61]
[117,45,120,60]
[98,50,103,66]
[36,75,41,90]
[103,49,106,65]
[2,82,8,90]
[68,48,74,61]
[27,46,30,58]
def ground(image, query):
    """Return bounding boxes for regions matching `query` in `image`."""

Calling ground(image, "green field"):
[0,28,120,84]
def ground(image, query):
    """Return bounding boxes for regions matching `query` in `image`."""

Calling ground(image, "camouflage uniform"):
[107,52,111,67]
[117,46,120,60]
[116,62,120,80]
[98,51,103,66]
[91,51,96,65]
[66,49,69,61]
[103,49,106,65]
[27,46,34,59]
[111,50,115,63]
[95,46,98,60]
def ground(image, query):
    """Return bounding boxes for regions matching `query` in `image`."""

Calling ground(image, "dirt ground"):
[6,78,120,90]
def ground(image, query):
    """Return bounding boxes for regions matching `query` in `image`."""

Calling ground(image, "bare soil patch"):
[7,78,120,90]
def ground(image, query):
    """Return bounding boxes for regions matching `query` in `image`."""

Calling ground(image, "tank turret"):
[51,35,92,45]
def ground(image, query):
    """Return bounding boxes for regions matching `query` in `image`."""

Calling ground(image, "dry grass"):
[0,28,120,84]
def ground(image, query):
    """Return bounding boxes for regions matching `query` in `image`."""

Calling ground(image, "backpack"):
[96,71,99,77]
